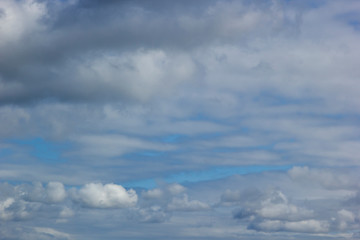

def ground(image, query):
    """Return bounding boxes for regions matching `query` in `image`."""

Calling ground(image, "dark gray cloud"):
[0,0,302,105]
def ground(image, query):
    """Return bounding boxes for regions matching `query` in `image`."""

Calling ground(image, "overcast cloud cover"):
[0,0,360,239]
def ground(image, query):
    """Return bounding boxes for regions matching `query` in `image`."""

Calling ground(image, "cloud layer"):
[1,0,360,239]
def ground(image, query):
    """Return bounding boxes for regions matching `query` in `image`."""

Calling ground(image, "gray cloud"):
[0,0,302,105]
[288,166,360,190]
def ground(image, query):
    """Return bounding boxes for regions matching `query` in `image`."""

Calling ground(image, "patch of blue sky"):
[123,165,293,189]
[165,165,292,184]
[254,91,321,106]
[187,112,234,125]
[0,148,13,158]
[334,11,360,30]
[7,137,68,164]
[137,151,164,157]
[348,20,360,31]
[161,134,184,143]
[123,151,166,161]
[211,144,276,153]
[122,178,157,189]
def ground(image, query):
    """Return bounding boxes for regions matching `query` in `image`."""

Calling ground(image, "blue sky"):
[0,0,360,239]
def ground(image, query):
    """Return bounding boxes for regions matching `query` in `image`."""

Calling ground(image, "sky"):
[0,0,360,239]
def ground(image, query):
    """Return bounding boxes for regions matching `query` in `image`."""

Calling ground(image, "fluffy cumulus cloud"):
[1,0,360,239]
[231,189,322,233]
[130,183,209,223]
[71,183,137,208]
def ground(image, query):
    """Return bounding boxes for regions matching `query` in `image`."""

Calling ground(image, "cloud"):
[34,227,72,240]
[167,194,210,212]
[256,191,313,221]
[232,190,313,222]
[129,205,169,223]
[220,188,262,206]
[140,183,208,212]
[58,206,74,219]
[0,0,302,105]
[0,0,46,47]
[0,197,31,221]
[46,182,67,203]
[71,183,137,208]
[0,0,360,239]
[249,219,330,233]
[21,182,66,204]
[72,134,175,158]
[288,166,360,190]
[0,198,16,220]
[336,209,359,231]
[167,183,186,195]
[132,183,209,223]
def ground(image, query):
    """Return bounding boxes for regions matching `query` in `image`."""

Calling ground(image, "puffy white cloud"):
[46,182,66,203]
[256,190,313,221]
[232,190,313,222]
[167,194,210,212]
[72,183,137,208]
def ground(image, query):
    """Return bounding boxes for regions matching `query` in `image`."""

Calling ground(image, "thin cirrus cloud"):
[0,0,360,239]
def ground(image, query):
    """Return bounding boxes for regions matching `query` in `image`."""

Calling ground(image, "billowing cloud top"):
[72,183,137,208]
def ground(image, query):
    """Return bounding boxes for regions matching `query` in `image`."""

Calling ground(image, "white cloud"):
[337,209,358,231]
[256,190,313,221]
[73,183,137,208]
[34,227,72,240]
[0,0,46,47]
[0,198,15,220]
[167,194,210,212]
[46,182,66,203]
[59,207,74,219]
[142,188,163,200]
[75,50,196,102]
[0,197,30,221]
[167,183,186,195]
